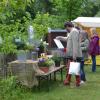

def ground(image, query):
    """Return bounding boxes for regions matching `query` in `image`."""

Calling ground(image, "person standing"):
[88,28,99,72]
[80,30,89,83]
[63,22,82,87]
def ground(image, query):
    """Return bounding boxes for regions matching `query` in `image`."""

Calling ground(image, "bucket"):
[17,50,27,62]
[31,52,38,61]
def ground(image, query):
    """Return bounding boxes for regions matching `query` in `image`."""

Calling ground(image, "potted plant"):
[38,58,54,73]
[52,56,62,67]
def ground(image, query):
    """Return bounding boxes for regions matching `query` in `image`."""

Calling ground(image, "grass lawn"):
[0,65,100,100]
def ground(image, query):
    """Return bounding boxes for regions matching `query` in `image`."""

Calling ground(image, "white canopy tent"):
[72,17,100,28]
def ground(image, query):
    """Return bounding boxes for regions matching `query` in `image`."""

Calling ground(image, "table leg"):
[50,73,51,81]
[61,68,63,82]
[54,72,56,81]
[38,76,41,91]
[47,75,49,91]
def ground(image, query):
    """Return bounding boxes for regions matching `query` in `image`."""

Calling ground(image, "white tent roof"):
[72,17,100,28]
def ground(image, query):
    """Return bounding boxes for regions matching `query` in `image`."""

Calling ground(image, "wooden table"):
[36,65,65,91]
[8,60,65,90]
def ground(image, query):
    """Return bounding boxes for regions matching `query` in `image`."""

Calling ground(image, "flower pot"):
[63,57,67,65]
[40,67,49,73]
[17,50,27,62]
[55,61,60,67]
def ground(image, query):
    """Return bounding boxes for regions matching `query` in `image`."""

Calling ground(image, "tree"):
[51,0,85,21]
[81,0,100,17]
[66,0,84,21]
[33,0,53,14]
[0,0,33,24]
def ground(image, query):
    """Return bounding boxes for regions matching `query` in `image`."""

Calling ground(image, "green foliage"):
[38,58,54,67]
[48,15,66,28]
[0,6,32,54]
[0,76,16,93]
[0,76,17,100]
[0,37,17,54]
[0,0,33,24]
[52,56,62,62]
[53,0,85,21]
[0,76,30,100]
[0,7,50,54]
[0,0,99,55]
[0,20,28,54]
[32,13,65,39]
[24,44,35,51]
[66,0,84,20]
[95,11,100,17]
[32,13,49,39]
[81,0,100,17]
[33,0,53,14]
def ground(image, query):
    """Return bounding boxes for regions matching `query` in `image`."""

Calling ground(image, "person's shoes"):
[84,79,86,82]
[80,80,85,84]
[64,80,70,86]
[92,71,96,72]
[76,84,80,87]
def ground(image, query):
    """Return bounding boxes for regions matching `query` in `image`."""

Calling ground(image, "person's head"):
[90,28,97,36]
[80,30,89,41]
[64,22,74,32]
[75,26,80,31]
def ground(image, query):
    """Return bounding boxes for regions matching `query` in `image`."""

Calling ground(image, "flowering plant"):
[38,57,54,67]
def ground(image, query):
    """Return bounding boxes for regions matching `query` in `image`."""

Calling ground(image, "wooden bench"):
[36,65,65,91]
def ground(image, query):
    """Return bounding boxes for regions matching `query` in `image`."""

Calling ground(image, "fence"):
[0,53,16,79]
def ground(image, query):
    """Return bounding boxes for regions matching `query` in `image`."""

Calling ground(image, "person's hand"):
[56,36,63,40]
